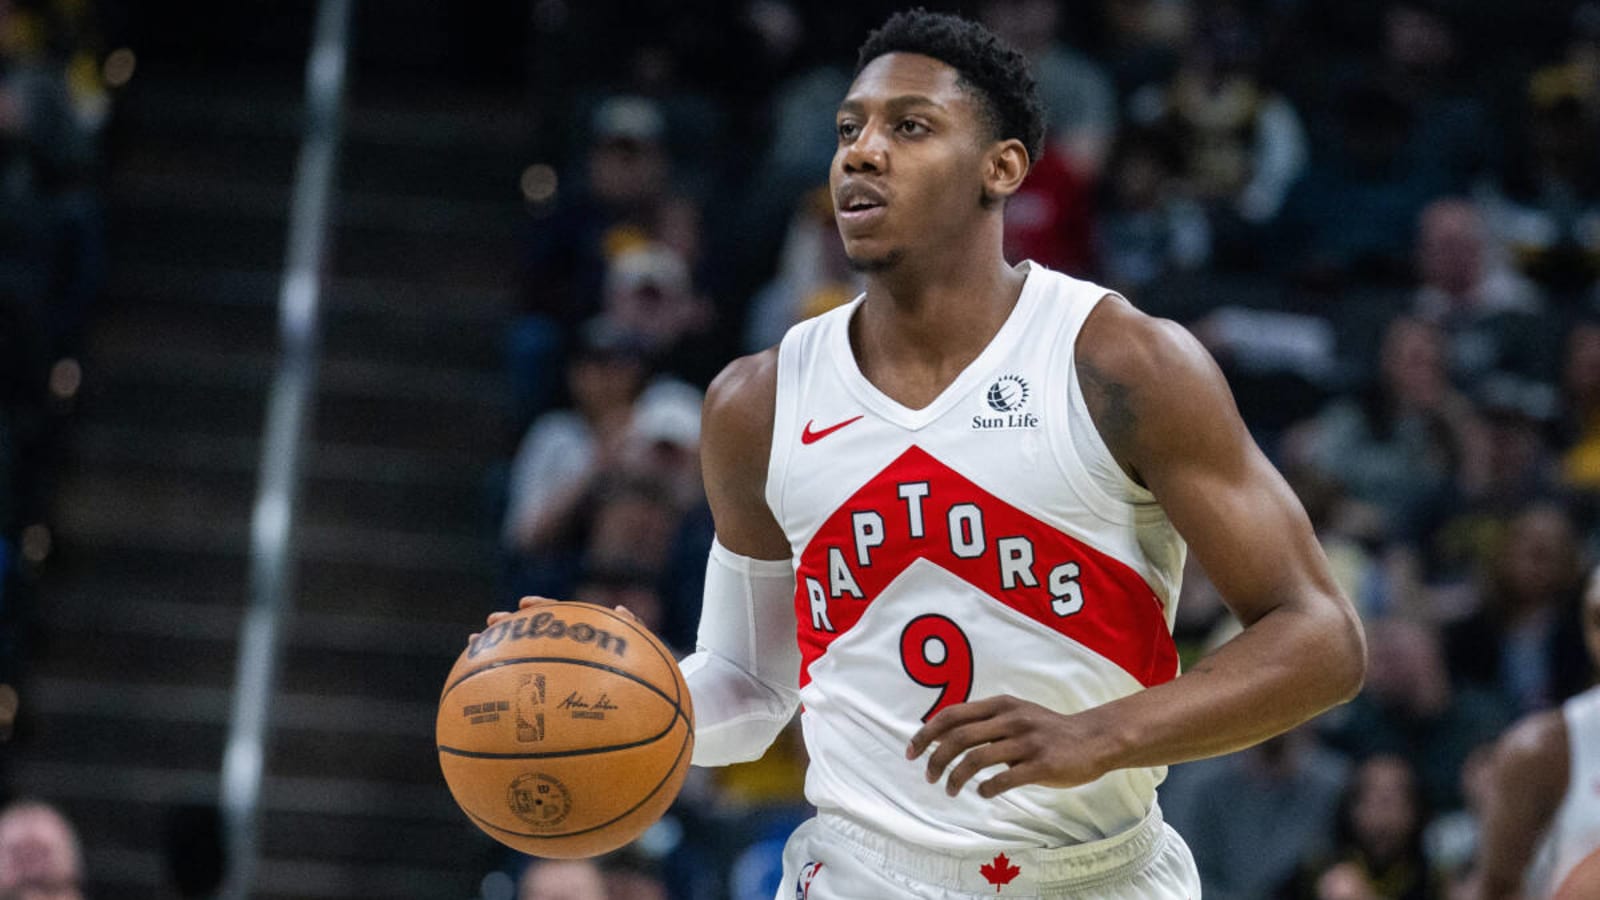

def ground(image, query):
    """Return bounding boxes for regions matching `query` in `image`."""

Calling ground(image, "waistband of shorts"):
[815,803,1167,891]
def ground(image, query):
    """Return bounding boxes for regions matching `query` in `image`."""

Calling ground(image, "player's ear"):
[982,138,1029,205]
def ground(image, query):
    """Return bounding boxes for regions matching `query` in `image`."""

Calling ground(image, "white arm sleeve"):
[682,538,801,766]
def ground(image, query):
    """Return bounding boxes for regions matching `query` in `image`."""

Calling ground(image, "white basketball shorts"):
[775,804,1201,900]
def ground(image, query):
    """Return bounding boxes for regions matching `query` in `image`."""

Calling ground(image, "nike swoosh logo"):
[801,415,864,444]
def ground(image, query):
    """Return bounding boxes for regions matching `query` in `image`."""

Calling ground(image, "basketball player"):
[492,10,1364,898]
[1472,565,1600,899]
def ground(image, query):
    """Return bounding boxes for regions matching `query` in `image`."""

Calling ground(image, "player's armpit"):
[1474,711,1568,900]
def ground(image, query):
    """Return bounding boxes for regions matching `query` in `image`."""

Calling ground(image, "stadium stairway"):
[5,63,527,898]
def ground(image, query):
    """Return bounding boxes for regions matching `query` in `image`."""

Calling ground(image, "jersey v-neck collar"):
[831,261,1044,432]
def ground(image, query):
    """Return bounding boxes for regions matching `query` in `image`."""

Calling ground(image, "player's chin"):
[844,243,904,273]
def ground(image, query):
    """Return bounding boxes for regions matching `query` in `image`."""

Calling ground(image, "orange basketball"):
[437,602,694,858]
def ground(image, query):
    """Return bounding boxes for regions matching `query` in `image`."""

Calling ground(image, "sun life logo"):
[975,375,1039,430]
[986,375,1029,412]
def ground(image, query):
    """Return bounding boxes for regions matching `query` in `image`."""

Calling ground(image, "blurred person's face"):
[1500,506,1578,605]
[604,278,705,349]
[1351,756,1420,863]
[1113,150,1166,210]
[587,491,677,574]
[832,53,1013,272]
[979,0,1059,54]
[1365,620,1450,716]
[1417,202,1485,296]
[0,807,83,900]
[1385,6,1454,73]
[589,138,667,210]
[1379,319,1447,408]
[519,859,606,900]
[606,870,670,900]
[1563,324,1600,403]
[568,353,645,418]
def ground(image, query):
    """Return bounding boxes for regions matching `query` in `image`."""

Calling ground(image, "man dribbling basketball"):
[498,10,1365,898]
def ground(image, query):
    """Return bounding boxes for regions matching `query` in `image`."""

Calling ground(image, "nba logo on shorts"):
[795,860,823,899]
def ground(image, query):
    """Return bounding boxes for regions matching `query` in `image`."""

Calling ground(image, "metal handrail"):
[219,1,353,896]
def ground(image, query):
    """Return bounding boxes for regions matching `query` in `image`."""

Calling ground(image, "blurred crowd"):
[1,0,1598,896]
[0,0,112,716]
[496,0,1600,898]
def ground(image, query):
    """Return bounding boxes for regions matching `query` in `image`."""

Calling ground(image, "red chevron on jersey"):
[792,444,1178,690]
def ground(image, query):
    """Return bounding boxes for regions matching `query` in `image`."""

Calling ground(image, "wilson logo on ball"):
[468,611,629,660]
[507,772,572,829]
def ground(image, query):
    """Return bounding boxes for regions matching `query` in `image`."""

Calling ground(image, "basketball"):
[436,602,694,858]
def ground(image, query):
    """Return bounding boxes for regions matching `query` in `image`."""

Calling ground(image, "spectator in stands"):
[599,243,718,388]
[1477,64,1600,297]
[509,95,678,424]
[1409,375,1563,598]
[517,857,605,900]
[1559,318,1600,493]
[1273,79,1445,283]
[743,186,860,353]
[1421,743,1495,892]
[978,0,1118,178]
[501,319,652,601]
[1128,5,1307,265]
[601,851,669,900]
[1286,316,1482,541]
[1284,754,1445,900]
[1443,501,1592,713]
[0,799,83,900]
[1410,199,1552,387]
[0,0,100,353]
[1318,619,1513,812]
[1375,2,1496,192]
[1164,728,1350,900]
[1096,126,1210,290]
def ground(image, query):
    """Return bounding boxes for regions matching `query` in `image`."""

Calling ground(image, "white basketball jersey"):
[1527,685,1600,898]
[766,262,1187,851]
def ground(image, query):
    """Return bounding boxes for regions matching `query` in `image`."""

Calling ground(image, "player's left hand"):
[907,695,1113,798]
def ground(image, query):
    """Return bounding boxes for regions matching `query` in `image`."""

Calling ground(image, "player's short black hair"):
[855,8,1046,168]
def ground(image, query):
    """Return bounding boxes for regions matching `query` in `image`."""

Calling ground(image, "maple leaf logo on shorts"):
[980,853,1021,892]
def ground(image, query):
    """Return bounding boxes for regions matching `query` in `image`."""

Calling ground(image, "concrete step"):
[42,541,491,621]
[23,704,444,786]
[28,609,467,701]
[114,169,519,237]
[77,362,505,452]
[55,464,487,540]
[71,425,490,492]
[108,262,508,321]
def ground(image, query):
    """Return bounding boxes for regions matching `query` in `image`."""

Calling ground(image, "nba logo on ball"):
[975,375,1038,430]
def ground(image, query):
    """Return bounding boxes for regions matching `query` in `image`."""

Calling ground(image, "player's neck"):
[848,243,1026,411]
[858,245,1024,365]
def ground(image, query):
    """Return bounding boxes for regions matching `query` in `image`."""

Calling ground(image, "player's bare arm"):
[910,295,1366,797]
[1473,710,1568,899]
[699,348,789,561]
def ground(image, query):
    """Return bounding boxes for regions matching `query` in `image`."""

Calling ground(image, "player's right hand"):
[469,596,559,643]
[468,597,644,645]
